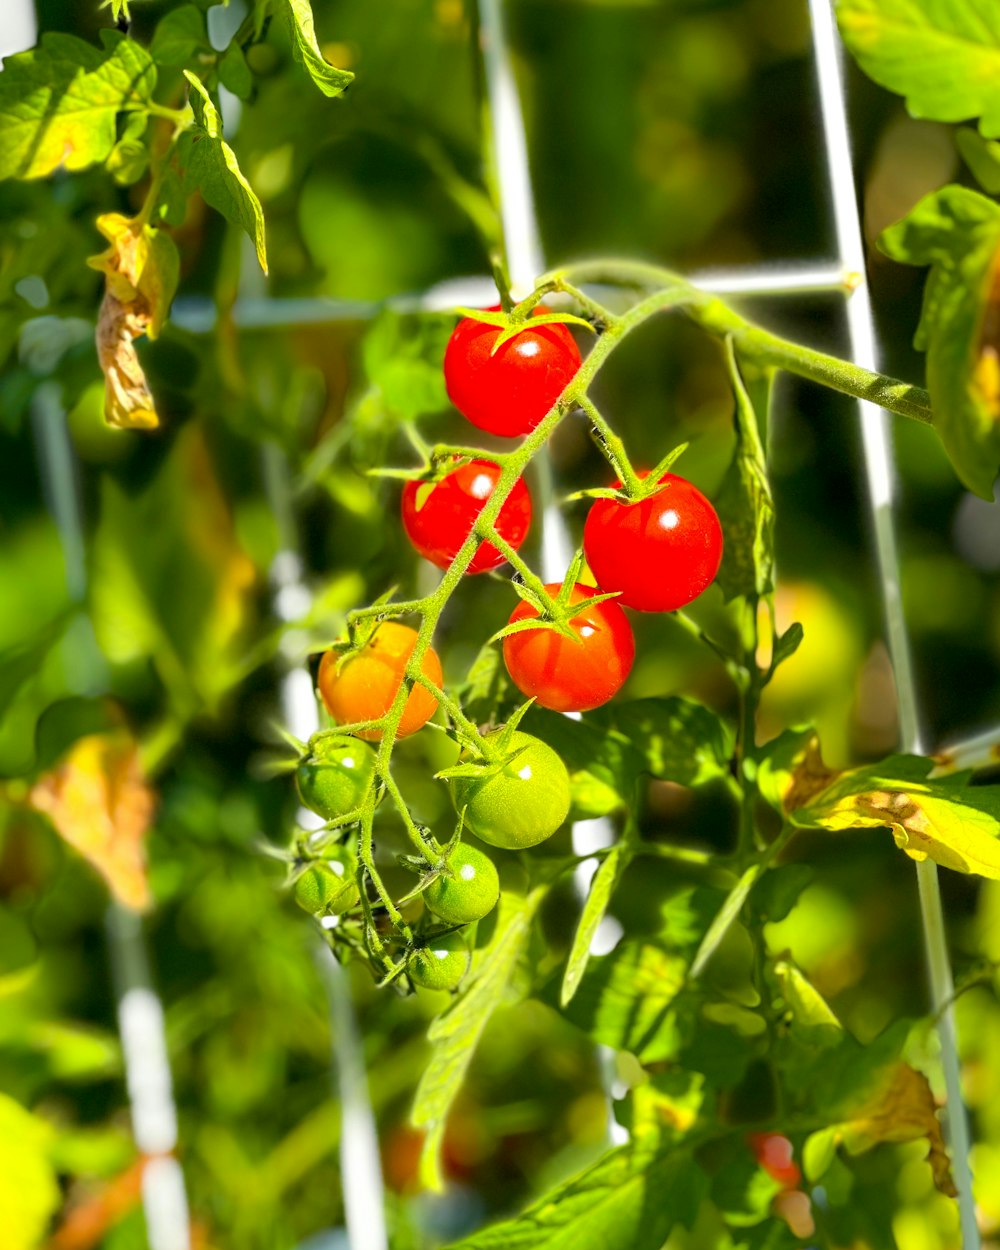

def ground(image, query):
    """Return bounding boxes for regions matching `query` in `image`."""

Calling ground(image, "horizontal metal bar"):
[169,261,856,335]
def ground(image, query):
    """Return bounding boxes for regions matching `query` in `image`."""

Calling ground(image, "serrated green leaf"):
[179,72,267,273]
[361,311,452,422]
[557,942,688,1062]
[457,642,512,728]
[879,186,1000,498]
[836,0,1000,136]
[445,1140,706,1250]
[957,127,1000,194]
[0,1093,60,1250]
[0,31,155,181]
[150,5,209,67]
[561,842,631,1007]
[715,340,774,600]
[588,696,735,790]
[769,621,804,675]
[280,0,354,98]
[413,887,545,1189]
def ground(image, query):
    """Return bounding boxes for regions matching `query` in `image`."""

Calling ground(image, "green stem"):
[578,395,642,495]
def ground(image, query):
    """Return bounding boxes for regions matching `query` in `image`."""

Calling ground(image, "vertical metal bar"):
[29,386,192,1250]
[807,0,978,1238]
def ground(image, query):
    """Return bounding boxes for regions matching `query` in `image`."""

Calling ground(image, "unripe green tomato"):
[424,843,499,925]
[296,734,377,821]
[294,848,359,916]
[452,730,571,850]
[410,931,471,991]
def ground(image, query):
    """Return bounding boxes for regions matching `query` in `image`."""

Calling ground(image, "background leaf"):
[281,0,355,98]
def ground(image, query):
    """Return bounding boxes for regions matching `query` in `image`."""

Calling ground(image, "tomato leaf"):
[588,696,735,789]
[836,0,1000,137]
[957,127,1000,195]
[526,709,643,820]
[879,185,1000,498]
[412,886,545,1190]
[561,842,632,1007]
[0,31,155,181]
[279,0,354,98]
[179,73,268,274]
[444,1139,706,1250]
[149,5,210,67]
[714,339,774,601]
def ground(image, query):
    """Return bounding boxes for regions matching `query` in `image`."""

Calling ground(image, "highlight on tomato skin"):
[443,305,582,438]
[317,621,442,741]
[401,459,533,574]
[501,581,635,713]
[583,471,724,613]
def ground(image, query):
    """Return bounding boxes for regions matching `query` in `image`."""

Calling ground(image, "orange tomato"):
[318,621,441,740]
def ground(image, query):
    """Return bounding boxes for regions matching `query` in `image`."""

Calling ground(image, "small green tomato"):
[409,931,471,991]
[296,734,377,821]
[294,847,359,916]
[424,843,499,926]
[452,730,571,850]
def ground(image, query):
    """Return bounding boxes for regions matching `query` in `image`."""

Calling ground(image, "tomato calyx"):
[490,550,623,645]
[434,701,536,784]
[566,442,692,506]
[452,300,594,358]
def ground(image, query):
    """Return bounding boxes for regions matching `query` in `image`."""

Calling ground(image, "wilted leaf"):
[0,31,155,181]
[840,1061,955,1196]
[412,888,544,1190]
[836,0,1000,137]
[0,1093,60,1250]
[879,185,1000,498]
[714,341,774,600]
[794,752,1000,878]
[180,73,267,273]
[30,733,153,911]
[280,0,354,98]
[757,729,840,814]
[89,212,179,430]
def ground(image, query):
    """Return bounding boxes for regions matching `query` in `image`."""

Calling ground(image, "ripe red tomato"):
[747,1132,802,1191]
[318,622,442,741]
[401,460,532,575]
[583,472,723,612]
[443,305,582,438]
[502,582,635,713]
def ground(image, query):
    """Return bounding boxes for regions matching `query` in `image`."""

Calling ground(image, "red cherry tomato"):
[401,460,532,575]
[443,304,582,438]
[583,472,723,612]
[747,1132,802,1191]
[502,582,635,713]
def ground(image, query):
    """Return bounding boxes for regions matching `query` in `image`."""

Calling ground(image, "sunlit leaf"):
[180,73,267,273]
[280,0,354,98]
[879,185,1000,498]
[0,31,155,181]
[445,1138,706,1250]
[561,842,631,1007]
[0,1093,60,1250]
[412,887,545,1190]
[836,0,1000,137]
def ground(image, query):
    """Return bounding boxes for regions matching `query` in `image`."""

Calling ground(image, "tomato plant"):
[502,581,635,712]
[5,2,1000,1249]
[401,459,532,574]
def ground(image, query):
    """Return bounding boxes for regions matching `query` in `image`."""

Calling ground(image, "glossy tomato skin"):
[294,848,359,916]
[401,460,532,575]
[410,931,471,991]
[318,622,442,741]
[444,305,582,438]
[424,842,500,925]
[452,730,571,850]
[583,472,723,613]
[502,582,635,713]
[296,734,377,820]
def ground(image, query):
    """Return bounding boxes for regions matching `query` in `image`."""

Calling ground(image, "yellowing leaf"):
[839,1061,956,1197]
[88,213,179,430]
[30,733,153,911]
[0,1093,60,1250]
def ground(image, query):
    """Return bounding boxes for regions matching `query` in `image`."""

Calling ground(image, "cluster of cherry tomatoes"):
[290,306,724,990]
